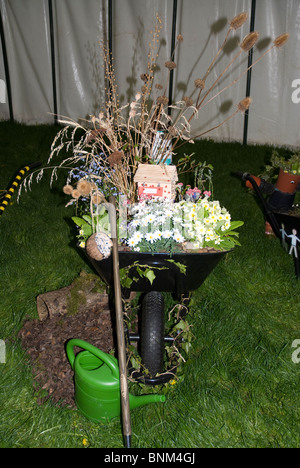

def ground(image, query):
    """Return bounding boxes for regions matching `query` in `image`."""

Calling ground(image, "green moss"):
[66,271,107,316]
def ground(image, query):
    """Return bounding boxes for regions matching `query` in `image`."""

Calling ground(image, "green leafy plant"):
[119,261,168,289]
[119,259,186,290]
[126,193,243,253]
[262,150,300,182]
[71,205,112,245]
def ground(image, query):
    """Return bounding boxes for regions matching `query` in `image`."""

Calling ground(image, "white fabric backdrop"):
[0,0,299,147]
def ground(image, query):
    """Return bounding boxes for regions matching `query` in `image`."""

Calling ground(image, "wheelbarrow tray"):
[86,249,229,296]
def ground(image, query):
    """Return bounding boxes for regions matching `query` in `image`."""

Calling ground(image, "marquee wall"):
[0,0,299,147]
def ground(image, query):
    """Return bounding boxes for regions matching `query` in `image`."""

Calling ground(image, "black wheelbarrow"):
[236,172,300,278]
[85,248,229,385]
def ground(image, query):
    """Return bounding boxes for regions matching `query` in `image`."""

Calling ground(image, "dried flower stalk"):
[18,12,290,204]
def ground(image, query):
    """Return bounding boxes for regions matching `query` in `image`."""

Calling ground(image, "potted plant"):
[263,150,300,196]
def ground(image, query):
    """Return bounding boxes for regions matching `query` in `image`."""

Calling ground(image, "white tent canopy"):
[0,0,299,147]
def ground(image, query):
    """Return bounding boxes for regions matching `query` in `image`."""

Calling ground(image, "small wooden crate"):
[134,164,178,200]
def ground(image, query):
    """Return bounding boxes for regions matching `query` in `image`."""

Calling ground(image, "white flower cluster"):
[126,196,232,251]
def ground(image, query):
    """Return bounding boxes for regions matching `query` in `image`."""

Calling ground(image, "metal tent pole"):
[0,5,13,121]
[48,0,58,124]
[243,0,256,145]
[168,0,178,115]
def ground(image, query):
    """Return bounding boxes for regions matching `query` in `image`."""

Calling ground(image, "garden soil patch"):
[19,305,115,408]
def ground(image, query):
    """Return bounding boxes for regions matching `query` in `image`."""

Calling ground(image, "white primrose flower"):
[201,200,210,210]
[209,214,218,224]
[215,235,221,245]
[195,223,206,235]
[125,195,238,252]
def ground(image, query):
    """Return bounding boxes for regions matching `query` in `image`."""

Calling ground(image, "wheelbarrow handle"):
[235,171,281,238]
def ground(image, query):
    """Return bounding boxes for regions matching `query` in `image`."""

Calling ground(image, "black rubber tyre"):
[140,291,165,377]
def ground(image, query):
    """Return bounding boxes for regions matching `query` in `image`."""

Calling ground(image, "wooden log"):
[36,272,109,321]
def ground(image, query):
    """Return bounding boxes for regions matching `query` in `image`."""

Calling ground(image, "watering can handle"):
[66,338,119,379]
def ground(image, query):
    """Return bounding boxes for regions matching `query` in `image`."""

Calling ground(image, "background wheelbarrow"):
[236,172,300,278]
[85,248,229,385]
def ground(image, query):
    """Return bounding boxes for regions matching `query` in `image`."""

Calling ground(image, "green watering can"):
[66,339,165,422]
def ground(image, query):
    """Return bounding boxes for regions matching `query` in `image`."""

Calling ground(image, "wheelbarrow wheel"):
[140,291,165,377]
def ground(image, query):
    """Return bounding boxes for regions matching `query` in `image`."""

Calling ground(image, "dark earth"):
[19,305,114,408]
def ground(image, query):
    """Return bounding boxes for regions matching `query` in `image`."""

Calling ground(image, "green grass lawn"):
[0,121,299,448]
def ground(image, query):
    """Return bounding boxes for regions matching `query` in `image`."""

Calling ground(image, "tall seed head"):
[240,32,259,52]
[165,61,177,70]
[237,97,252,112]
[273,33,290,48]
[229,12,248,30]
[194,78,205,89]
[77,179,92,196]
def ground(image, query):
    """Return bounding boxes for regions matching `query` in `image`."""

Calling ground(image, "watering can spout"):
[129,393,165,410]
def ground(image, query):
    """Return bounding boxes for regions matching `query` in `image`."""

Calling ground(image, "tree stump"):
[36,271,109,321]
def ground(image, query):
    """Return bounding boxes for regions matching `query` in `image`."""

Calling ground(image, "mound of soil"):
[19,306,115,408]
